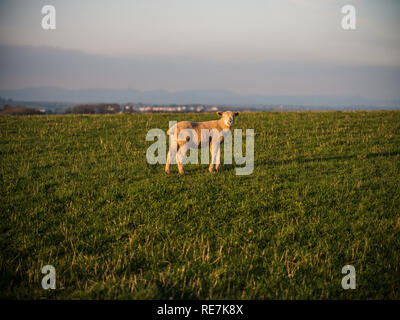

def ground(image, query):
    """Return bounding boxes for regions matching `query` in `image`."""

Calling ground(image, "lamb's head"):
[217,110,240,128]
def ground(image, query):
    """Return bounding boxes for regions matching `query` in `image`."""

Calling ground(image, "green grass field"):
[1,111,399,299]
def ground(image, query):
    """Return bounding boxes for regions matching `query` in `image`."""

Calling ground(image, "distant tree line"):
[65,103,121,114]
[0,101,245,115]
[0,104,44,115]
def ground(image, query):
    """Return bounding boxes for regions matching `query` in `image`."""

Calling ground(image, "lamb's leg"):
[215,144,221,171]
[177,145,185,175]
[209,139,221,173]
[165,150,171,174]
[209,141,215,173]
[165,138,177,174]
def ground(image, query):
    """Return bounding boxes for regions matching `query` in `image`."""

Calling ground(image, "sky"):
[0,0,399,99]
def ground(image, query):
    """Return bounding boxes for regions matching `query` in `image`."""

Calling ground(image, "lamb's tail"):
[167,124,177,136]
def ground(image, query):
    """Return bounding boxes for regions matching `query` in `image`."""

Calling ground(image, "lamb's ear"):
[217,111,223,116]
[234,111,240,116]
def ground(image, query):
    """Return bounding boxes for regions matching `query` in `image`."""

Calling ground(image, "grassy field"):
[0,111,399,299]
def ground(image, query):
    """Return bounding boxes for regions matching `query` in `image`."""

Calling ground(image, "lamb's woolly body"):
[165,111,239,174]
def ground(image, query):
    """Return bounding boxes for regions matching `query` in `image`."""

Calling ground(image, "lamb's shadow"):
[260,151,400,167]
[160,151,399,175]
[218,163,237,173]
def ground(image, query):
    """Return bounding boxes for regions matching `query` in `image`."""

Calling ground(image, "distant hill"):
[0,87,399,108]
[0,105,44,115]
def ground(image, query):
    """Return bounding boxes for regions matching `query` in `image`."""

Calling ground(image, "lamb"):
[165,111,240,174]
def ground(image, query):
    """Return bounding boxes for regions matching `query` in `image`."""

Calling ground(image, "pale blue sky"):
[0,0,399,98]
